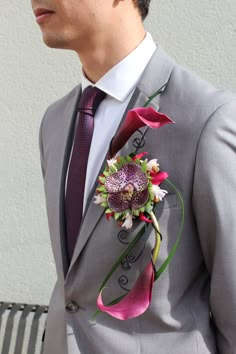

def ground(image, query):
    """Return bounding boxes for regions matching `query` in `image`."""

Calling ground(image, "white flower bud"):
[147,159,160,173]
[107,158,117,169]
[122,213,133,229]
[151,185,168,201]
[94,195,106,204]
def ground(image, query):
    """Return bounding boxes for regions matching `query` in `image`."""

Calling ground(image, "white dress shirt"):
[66,32,156,210]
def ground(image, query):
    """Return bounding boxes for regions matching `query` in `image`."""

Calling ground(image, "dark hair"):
[133,0,151,20]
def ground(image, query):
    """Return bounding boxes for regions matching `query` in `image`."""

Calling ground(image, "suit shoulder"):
[46,84,80,114]
[159,61,236,140]
[40,84,81,129]
[168,63,235,113]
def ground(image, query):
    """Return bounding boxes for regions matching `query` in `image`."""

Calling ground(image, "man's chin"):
[42,33,70,50]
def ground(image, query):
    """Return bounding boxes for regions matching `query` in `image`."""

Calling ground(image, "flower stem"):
[143,83,167,108]
[150,211,162,264]
[154,178,185,281]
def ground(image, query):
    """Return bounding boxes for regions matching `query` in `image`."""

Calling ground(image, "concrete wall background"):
[0,0,235,305]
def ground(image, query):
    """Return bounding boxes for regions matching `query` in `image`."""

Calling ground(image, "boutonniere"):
[93,85,184,321]
[95,152,169,229]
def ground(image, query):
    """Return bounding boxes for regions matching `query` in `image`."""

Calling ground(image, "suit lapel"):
[58,85,82,276]
[66,45,175,276]
[136,45,175,97]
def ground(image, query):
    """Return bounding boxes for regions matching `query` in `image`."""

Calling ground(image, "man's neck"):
[77,22,146,83]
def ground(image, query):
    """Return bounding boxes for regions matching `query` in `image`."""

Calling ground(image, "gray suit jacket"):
[39,46,236,354]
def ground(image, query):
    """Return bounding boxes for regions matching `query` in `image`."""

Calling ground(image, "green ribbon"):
[154,178,184,280]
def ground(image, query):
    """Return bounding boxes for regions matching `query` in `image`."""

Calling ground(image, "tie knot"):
[78,86,106,117]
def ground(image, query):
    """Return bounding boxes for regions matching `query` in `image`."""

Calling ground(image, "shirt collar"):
[81,32,157,102]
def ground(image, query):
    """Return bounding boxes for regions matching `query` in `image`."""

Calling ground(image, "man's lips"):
[34,8,55,24]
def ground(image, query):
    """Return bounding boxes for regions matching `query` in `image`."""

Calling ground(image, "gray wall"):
[0,0,235,305]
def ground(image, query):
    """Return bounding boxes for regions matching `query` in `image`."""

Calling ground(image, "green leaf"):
[118,157,125,165]
[149,191,154,201]
[110,166,117,173]
[145,201,154,213]
[132,209,140,216]
[113,163,120,170]
[114,212,122,220]
[97,185,106,192]
[99,176,106,184]
[141,163,147,173]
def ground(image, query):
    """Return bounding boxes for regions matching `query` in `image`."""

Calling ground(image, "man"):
[32,0,236,353]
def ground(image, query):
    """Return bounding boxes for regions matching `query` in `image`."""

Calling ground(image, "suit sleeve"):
[192,99,236,353]
[39,114,46,179]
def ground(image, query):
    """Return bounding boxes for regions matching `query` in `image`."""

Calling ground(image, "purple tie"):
[65,86,106,261]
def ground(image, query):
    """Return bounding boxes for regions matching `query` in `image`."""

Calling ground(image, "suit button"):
[65,300,79,313]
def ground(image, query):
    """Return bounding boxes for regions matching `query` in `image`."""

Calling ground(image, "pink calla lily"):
[97,262,154,320]
[110,107,174,158]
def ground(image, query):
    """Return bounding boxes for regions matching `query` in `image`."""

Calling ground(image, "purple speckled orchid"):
[105,163,149,212]
[95,153,169,230]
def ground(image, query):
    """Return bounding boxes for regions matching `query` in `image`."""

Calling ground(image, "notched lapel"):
[58,85,82,276]
[43,86,82,280]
